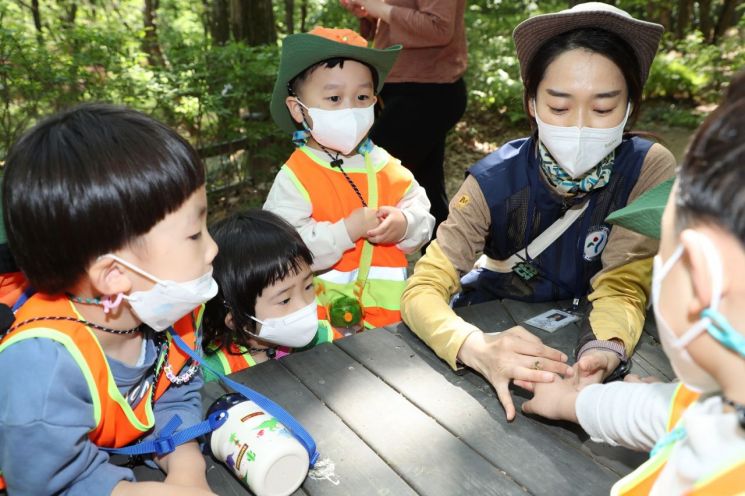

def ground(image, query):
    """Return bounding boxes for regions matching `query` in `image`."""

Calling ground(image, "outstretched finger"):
[514,366,558,384]
[577,354,606,373]
[513,379,535,392]
[511,339,568,364]
[495,382,517,422]
[521,397,536,415]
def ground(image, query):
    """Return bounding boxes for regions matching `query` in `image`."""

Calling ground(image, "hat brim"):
[513,10,663,87]
[271,34,401,134]
[606,178,673,240]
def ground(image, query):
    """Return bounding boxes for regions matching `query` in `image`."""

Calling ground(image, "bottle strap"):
[169,329,320,466]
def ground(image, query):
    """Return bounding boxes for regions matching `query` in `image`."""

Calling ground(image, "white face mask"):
[249,301,317,348]
[297,99,374,155]
[534,101,630,178]
[651,233,722,393]
[104,254,218,332]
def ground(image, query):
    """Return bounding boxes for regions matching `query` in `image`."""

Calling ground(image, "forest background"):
[1,0,742,218]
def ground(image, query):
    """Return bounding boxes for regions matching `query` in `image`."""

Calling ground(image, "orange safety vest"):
[201,320,340,380]
[284,147,412,328]
[0,293,201,490]
[612,383,745,495]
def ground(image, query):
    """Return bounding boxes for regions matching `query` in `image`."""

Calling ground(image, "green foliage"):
[647,28,745,105]
[1,0,741,202]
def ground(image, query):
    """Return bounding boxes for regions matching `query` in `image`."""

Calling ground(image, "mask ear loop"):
[102,293,125,314]
[675,232,725,348]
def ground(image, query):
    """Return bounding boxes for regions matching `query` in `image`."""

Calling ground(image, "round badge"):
[583,226,609,261]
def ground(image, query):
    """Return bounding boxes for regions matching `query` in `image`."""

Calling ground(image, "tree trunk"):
[30,0,43,44]
[713,0,738,41]
[284,0,294,35]
[300,0,308,33]
[698,0,713,42]
[210,0,230,45]
[142,0,166,66]
[58,0,77,27]
[675,0,692,39]
[659,3,672,32]
[231,0,276,46]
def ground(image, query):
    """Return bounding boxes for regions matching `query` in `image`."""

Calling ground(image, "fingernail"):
[543,372,554,381]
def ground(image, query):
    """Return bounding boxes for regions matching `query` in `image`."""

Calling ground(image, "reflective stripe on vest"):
[0,293,200,449]
[213,345,257,375]
[285,147,412,328]
[204,321,338,378]
[612,383,702,495]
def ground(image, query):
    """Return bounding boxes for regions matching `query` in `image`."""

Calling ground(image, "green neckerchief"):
[538,142,614,196]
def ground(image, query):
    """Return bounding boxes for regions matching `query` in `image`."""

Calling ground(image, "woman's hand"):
[457,326,573,421]
[343,0,393,22]
[339,0,370,18]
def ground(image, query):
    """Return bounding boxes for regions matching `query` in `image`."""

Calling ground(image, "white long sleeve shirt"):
[264,145,434,271]
[576,381,745,494]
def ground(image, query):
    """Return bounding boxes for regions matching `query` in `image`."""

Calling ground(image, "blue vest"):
[453,136,652,307]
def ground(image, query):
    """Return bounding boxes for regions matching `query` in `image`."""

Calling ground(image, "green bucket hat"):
[270,27,401,134]
[606,178,674,240]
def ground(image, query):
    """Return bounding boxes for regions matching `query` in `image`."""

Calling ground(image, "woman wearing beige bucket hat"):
[401,2,676,420]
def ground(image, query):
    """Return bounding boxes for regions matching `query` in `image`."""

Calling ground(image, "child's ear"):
[285,97,306,125]
[681,230,718,316]
[87,256,132,297]
[224,311,236,330]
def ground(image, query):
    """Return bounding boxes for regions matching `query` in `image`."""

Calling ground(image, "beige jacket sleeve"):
[400,176,491,369]
[582,143,677,356]
[263,167,355,272]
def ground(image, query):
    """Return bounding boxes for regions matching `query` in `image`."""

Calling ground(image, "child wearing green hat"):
[264,27,434,331]
[522,72,745,494]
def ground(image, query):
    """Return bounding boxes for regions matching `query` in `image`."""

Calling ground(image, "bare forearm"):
[158,442,212,491]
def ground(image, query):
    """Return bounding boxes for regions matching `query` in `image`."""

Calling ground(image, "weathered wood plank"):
[204,358,416,496]
[337,327,621,496]
[281,342,529,496]
[387,318,648,478]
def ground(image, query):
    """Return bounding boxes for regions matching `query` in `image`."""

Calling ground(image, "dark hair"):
[202,209,314,353]
[675,71,745,242]
[288,57,379,99]
[522,28,643,130]
[2,103,205,294]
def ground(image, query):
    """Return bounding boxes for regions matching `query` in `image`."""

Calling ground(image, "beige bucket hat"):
[513,2,663,86]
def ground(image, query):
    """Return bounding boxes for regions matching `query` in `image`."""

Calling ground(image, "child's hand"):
[521,374,581,423]
[575,349,622,387]
[344,207,380,242]
[367,206,407,244]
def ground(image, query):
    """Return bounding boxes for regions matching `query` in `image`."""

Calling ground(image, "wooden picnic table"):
[139,298,675,495]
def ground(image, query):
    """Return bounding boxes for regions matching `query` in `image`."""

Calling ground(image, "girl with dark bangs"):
[201,210,337,379]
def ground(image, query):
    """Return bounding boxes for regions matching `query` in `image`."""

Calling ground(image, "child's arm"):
[0,339,136,494]
[394,178,435,253]
[149,362,211,489]
[264,168,364,271]
[523,376,678,451]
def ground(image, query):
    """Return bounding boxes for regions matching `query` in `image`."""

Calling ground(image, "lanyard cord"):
[318,143,368,208]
